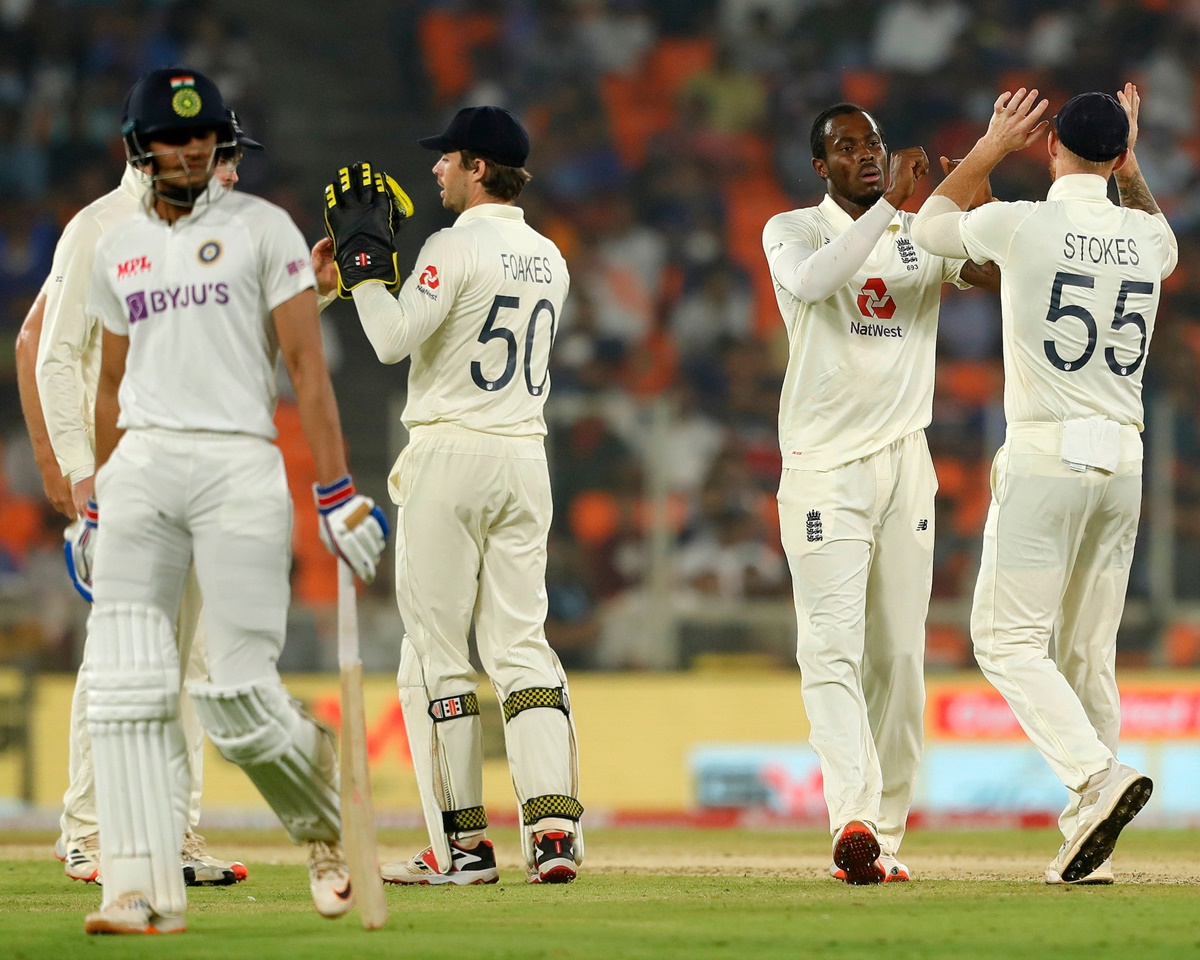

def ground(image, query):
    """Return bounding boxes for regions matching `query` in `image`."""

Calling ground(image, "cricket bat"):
[337,557,388,930]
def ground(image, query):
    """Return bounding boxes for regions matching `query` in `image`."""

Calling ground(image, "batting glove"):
[313,476,390,583]
[63,497,98,603]
[323,161,414,299]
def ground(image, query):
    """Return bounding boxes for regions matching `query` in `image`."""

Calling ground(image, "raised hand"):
[311,237,339,298]
[883,147,930,209]
[323,162,414,298]
[983,87,1050,155]
[1117,82,1140,155]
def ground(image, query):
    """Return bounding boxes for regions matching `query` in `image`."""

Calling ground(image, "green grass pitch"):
[2,828,1197,959]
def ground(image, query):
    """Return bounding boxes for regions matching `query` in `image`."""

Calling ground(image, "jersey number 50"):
[1044,271,1153,377]
[472,294,557,396]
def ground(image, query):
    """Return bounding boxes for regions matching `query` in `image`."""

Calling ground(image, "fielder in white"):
[14,111,257,888]
[316,105,583,885]
[762,103,999,884]
[77,67,388,935]
[911,84,1173,884]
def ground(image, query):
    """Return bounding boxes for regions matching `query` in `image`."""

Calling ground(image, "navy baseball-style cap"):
[228,109,263,150]
[419,105,530,168]
[1055,93,1129,163]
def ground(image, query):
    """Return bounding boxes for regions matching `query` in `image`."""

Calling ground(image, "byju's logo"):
[126,291,148,323]
[856,278,896,320]
[125,283,230,323]
[806,510,823,543]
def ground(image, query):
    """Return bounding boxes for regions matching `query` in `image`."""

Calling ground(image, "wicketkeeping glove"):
[64,497,98,602]
[323,161,414,299]
[314,475,390,583]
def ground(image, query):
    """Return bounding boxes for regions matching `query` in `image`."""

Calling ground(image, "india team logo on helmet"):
[170,75,202,118]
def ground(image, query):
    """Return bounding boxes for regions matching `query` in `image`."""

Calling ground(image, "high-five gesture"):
[981,87,1050,156]
[1116,82,1140,155]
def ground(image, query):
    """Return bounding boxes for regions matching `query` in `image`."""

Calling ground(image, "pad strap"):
[503,686,569,723]
[428,692,480,722]
[441,805,488,833]
[522,794,584,826]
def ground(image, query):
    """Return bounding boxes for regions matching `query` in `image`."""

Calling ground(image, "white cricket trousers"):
[972,422,1141,834]
[391,424,578,829]
[91,429,292,685]
[60,570,207,845]
[779,429,936,854]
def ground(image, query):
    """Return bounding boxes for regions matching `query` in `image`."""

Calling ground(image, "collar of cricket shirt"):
[119,162,151,201]
[454,202,526,226]
[1047,173,1111,203]
[818,192,902,236]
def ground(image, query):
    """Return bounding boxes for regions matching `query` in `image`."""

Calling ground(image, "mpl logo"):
[856,277,896,320]
[117,256,152,280]
[419,265,439,289]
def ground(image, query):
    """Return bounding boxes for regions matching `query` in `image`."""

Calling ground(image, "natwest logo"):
[856,277,896,320]
[117,256,152,280]
[419,265,439,289]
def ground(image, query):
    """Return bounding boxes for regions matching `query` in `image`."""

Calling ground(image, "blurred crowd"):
[4,0,1200,671]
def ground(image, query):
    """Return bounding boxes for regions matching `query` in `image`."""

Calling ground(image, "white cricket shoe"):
[84,891,185,935]
[64,833,101,883]
[1046,857,1114,885]
[832,820,884,885]
[308,841,354,918]
[1047,761,1152,884]
[829,852,910,883]
[527,831,578,884]
[382,839,499,885]
[181,831,248,886]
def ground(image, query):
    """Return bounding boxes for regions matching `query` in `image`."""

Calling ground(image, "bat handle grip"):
[337,559,360,668]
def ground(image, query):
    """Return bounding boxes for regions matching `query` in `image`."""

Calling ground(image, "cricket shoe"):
[1048,761,1152,884]
[53,837,66,862]
[829,852,909,883]
[84,891,185,935]
[832,820,884,885]
[308,840,354,918]
[382,839,499,885]
[526,831,578,884]
[181,831,247,886]
[1046,857,1114,885]
[64,833,101,883]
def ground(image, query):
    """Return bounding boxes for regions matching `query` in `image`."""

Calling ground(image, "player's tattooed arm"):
[1115,165,1161,217]
[959,259,1001,293]
[1114,83,1162,217]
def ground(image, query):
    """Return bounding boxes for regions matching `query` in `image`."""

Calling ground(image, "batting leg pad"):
[500,671,584,866]
[188,680,340,843]
[398,641,486,872]
[86,602,189,916]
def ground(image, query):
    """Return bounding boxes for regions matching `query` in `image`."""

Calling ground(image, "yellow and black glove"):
[323,161,414,298]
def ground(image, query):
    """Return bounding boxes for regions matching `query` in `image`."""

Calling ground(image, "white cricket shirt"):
[352,203,570,439]
[764,194,967,471]
[87,182,316,439]
[36,164,148,481]
[959,174,1177,430]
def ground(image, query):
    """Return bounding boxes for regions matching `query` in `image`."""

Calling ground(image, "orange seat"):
[602,74,671,168]
[647,37,716,98]
[0,498,42,560]
[841,70,889,110]
[419,10,499,104]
